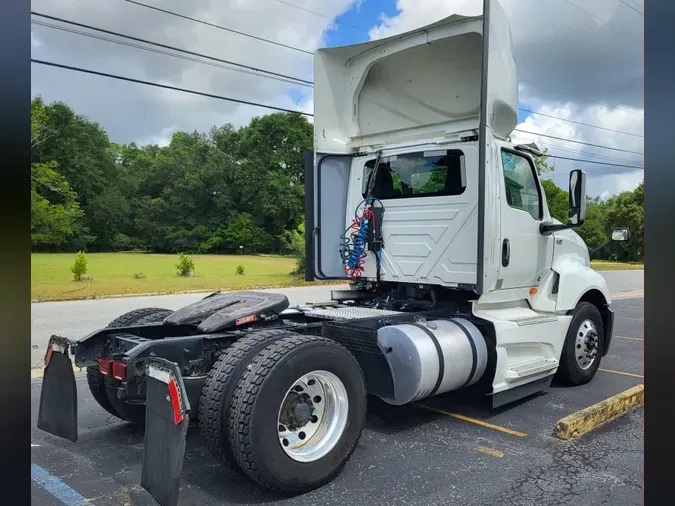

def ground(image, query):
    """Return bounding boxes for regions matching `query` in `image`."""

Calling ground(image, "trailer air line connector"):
[340,151,385,284]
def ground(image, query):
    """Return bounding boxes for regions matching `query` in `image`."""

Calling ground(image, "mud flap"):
[37,336,78,442]
[141,357,191,506]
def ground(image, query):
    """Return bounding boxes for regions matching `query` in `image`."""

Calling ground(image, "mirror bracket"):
[540,220,585,235]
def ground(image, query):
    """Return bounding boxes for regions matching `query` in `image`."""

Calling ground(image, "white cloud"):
[365,0,643,197]
[31,31,42,48]
[31,0,643,197]
[30,0,357,146]
[138,124,177,147]
[369,0,480,40]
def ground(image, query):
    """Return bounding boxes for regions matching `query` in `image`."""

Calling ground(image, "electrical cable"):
[32,59,644,167]
[31,59,313,116]
[543,155,642,169]
[32,20,311,88]
[340,198,385,280]
[31,12,313,86]
[273,0,372,33]
[511,135,642,166]
[513,129,643,156]
[124,0,314,55]
[33,13,642,152]
[617,0,643,16]
[519,108,643,138]
[518,79,644,117]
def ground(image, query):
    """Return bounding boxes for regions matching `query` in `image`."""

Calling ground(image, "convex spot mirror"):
[611,227,630,242]
[568,169,587,225]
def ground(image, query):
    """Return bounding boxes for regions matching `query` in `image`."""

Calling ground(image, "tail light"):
[98,357,114,375]
[112,361,127,381]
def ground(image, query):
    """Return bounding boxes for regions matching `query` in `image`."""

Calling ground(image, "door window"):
[500,150,542,220]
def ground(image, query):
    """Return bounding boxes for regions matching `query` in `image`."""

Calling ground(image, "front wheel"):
[228,335,367,494]
[556,302,604,386]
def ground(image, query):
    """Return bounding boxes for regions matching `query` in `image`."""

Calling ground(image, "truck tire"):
[228,335,367,494]
[86,307,174,424]
[556,302,605,386]
[199,329,298,468]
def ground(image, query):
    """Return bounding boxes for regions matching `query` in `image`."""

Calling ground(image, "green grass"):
[591,260,644,271]
[31,253,643,301]
[31,253,322,301]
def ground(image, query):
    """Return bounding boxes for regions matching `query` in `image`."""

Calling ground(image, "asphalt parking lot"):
[31,297,643,506]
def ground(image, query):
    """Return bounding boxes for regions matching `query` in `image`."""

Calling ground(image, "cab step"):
[506,358,559,379]
[508,315,558,326]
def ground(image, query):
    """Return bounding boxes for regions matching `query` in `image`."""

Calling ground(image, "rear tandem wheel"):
[227,334,368,494]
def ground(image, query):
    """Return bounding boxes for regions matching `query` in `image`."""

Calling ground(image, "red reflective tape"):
[44,347,54,367]
[167,378,184,425]
[235,314,257,326]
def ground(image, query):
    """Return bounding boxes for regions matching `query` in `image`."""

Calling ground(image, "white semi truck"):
[37,1,629,505]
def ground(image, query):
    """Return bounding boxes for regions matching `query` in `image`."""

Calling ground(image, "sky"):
[30,0,644,199]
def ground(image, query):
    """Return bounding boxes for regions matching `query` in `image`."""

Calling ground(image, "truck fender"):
[553,255,612,313]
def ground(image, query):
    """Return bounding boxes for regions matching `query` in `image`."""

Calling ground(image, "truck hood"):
[313,0,517,153]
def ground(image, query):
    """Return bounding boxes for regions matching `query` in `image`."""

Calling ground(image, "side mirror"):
[611,227,630,242]
[568,169,587,225]
[539,169,589,235]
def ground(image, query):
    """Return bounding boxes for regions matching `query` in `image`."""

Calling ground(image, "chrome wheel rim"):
[575,319,599,370]
[277,370,349,463]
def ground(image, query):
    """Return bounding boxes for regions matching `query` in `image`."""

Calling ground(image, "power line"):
[558,0,641,39]
[544,154,642,169]
[32,20,309,88]
[273,0,371,33]
[513,129,643,156]
[124,0,314,55]
[511,134,641,165]
[518,79,643,117]
[559,0,610,25]
[519,108,643,138]
[30,60,644,169]
[31,12,313,87]
[31,59,313,116]
[618,0,643,16]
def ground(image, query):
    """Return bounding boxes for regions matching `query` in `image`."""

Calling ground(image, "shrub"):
[70,251,88,281]
[292,253,305,277]
[235,264,245,275]
[176,253,195,277]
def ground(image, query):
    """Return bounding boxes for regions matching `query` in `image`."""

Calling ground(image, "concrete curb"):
[554,383,644,440]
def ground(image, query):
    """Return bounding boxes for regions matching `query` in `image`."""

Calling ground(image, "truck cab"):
[37,2,631,502]
[305,0,624,406]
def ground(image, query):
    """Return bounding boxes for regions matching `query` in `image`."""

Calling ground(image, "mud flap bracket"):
[141,357,192,506]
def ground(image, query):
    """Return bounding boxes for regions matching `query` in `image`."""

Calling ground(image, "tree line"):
[31,97,643,263]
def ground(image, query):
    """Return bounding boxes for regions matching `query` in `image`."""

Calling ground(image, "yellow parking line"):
[416,404,527,437]
[474,446,505,458]
[615,335,643,341]
[599,368,643,379]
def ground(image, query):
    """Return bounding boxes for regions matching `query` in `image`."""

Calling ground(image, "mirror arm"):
[539,220,585,235]
[588,240,612,258]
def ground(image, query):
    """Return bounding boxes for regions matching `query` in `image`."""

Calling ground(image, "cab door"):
[304,151,352,281]
[496,148,554,289]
